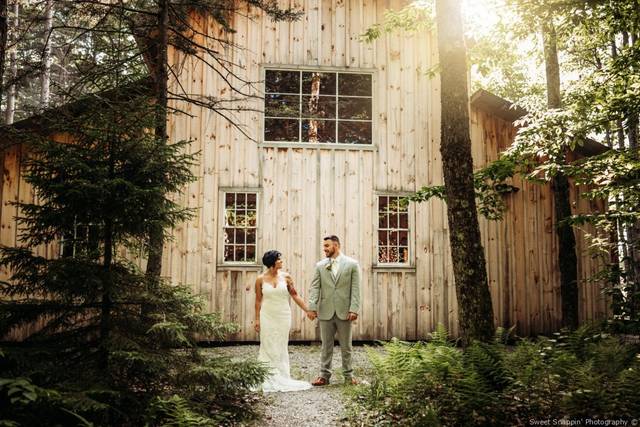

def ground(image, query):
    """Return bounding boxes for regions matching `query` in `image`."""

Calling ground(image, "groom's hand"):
[347,312,358,321]
[307,311,317,320]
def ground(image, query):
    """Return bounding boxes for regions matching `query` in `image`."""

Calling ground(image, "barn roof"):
[470,88,609,157]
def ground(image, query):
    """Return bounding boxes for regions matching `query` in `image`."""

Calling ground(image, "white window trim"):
[218,188,261,266]
[259,65,377,150]
[373,192,415,268]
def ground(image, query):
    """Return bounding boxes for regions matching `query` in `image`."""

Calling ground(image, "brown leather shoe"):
[346,377,359,385]
[311,376,329,386]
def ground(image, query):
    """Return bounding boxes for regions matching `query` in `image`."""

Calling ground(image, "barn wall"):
[470,109,609,335]
[165,0,449,341]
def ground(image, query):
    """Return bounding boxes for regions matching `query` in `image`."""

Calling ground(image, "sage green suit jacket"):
[308,255,361,321]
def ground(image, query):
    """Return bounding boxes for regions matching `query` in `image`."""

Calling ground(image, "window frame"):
[218,188,261,266]
[260,65,377,150]
[374,193,415,268]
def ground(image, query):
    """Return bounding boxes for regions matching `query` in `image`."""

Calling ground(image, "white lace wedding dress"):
[256,272,312,393]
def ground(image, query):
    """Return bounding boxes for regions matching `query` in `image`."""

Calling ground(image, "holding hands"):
[306,310,357,321]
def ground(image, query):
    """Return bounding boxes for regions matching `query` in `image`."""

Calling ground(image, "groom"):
[307,235,361,385]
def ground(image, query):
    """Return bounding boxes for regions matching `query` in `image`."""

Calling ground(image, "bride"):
[254,250,312,392]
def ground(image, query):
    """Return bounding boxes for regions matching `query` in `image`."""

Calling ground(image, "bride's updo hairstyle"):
[262,250,282,269]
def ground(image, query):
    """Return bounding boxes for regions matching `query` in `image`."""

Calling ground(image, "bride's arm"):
[254,276,263,332]
[285,274,309,312]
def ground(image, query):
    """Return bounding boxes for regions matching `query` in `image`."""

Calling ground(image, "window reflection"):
[264,69,373,144]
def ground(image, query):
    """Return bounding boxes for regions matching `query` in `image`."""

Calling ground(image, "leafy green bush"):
[347,324,640,426]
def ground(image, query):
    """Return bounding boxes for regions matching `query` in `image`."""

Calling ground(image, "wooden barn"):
[0,1,608,341]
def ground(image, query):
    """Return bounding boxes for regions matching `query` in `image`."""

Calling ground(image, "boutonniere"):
[325,260,333,270]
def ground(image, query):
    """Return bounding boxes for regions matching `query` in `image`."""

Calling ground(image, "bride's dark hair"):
[262,250,282,268]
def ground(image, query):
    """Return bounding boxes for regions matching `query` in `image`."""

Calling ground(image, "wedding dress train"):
[256,272,312,393]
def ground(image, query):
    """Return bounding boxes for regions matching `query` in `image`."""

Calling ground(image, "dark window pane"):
[246,228,256,244]
[379,196,388,211]
[389,214,398,229]
[246,193,257,210]
[236,228,246,244]
[399,230,408,246]
[223,227,234,243]
[302,96,336,119]
[338,121,372,144]
[265,118,299,142]
[302,120,336,143]
[236,193,246,209]
[399,212,408,229]
[338,97,371,120]
[338,73,372,96]
[224,245,234,261]
[389,231,398,245]
[235,246,246,261]
[225,193,234,206]
[246,245,256,261]
[378,212,388,229]
[265,94,300,117]
[302,72,336,95]
[265,70,300,94]
[378,230,388,245]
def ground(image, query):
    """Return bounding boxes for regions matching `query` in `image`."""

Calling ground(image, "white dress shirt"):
[330,254,343,279]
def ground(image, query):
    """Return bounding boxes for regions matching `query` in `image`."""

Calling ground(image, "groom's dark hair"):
[323,235,340,245]
[262,250,282,268]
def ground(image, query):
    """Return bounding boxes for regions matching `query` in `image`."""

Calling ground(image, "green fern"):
[349,324,640,426]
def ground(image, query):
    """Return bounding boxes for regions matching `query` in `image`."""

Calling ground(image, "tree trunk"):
[542,21,579,330]
[435,0,495,344]
[0,0,8,116]
[40,0,53,109]
[5,0,18,124]
[145,0,169,281]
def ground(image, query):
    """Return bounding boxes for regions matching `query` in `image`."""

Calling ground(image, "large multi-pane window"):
[223,192,257,263]
[264,69,373,145]
[377,196,410,264]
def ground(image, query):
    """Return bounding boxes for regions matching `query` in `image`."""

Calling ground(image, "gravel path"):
[205,344,377,427]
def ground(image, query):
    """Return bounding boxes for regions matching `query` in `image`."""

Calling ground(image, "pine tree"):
[0,83,268,426]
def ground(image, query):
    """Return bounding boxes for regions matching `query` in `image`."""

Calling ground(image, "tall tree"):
[435,0,495,343]
[542,19,579,329]
[0,0,7,113]
[39,0,52,108]
[4,0,18,124]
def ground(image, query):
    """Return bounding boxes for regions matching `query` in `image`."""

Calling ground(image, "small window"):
[59,220,100,258]
[377,196,410,264]
[223,192,258,263]
[264,69,373,145]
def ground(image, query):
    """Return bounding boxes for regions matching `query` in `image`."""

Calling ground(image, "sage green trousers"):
[319,314,353,380]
